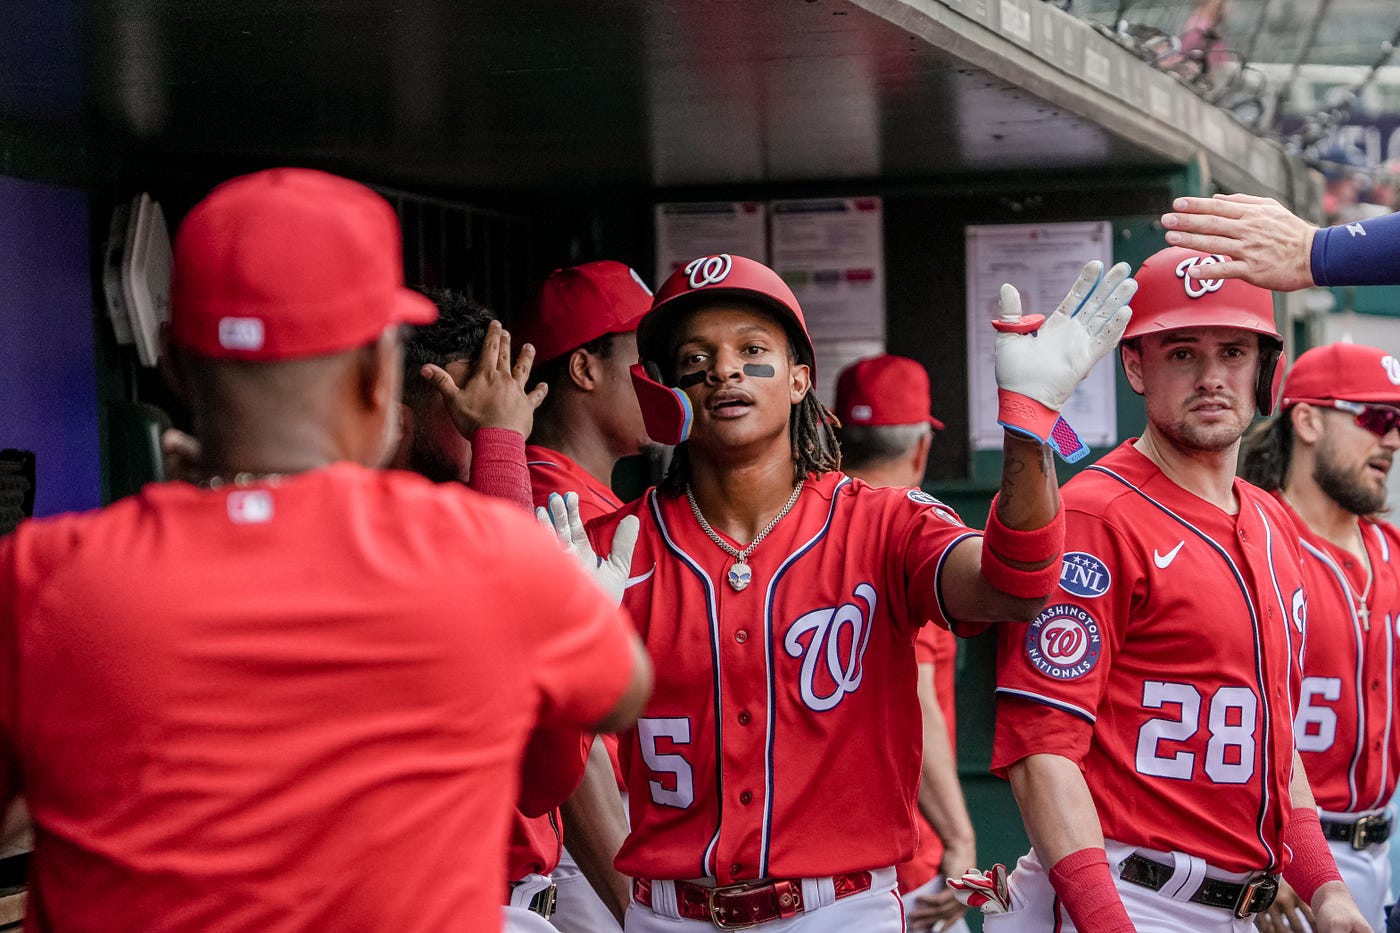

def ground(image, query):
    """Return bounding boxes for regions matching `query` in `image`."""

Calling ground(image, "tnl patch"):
[1025,603,1102,681]
[1059,551,1110,598]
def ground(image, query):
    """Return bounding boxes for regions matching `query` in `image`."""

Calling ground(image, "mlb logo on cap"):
[834,355,945,430]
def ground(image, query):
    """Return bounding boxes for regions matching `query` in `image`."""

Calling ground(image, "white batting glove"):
[947,863,1011,915]
[993,260,1136,461]
[536,491,639,607]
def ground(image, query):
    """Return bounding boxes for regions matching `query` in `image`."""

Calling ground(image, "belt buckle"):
[531,883,558,919]
[1351,814,1383,850]
[1233,875,1278,919]
[707,883,758,930]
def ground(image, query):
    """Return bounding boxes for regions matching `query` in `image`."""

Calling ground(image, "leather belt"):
[1322,813,1392,850]
[508,881,557,919]
[633,872,872,929]
[1118,853,1278,919]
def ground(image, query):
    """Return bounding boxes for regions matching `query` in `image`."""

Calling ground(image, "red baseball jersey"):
[994,443,1306,874]
[507,444,629,879]
[587,471,980,883]
[0,464,637,932]
[1278,495,1400,814]
[896,624,959,894]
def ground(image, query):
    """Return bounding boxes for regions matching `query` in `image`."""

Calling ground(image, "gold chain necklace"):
[685,480,804,591]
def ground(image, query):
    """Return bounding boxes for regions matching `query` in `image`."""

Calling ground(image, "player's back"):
[0,463,628,933]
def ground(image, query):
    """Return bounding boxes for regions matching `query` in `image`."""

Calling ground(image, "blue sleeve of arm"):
[1310,212,1400,287]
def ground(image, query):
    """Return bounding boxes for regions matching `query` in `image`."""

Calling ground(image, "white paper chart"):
[965,222,1117,452]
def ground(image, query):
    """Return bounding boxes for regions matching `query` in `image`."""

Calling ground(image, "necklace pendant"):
[728,561,753,592]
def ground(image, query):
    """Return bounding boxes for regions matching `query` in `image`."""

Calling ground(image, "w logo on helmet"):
[1175,254,1227,299]
[685,254,733,289]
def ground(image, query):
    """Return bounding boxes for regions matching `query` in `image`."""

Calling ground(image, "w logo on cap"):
[685,254,733,289]
[1174,255,1226,299]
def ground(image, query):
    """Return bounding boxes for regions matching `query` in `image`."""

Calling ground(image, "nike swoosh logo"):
[1153,541,1185,569]
[625,566,656,589]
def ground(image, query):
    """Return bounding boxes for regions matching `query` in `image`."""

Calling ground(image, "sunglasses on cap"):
[1301,399,1400,437]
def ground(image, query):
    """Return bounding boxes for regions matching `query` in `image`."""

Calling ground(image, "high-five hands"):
[420,320,548,440]
[993,260,1136,460]
[537,491,639,607]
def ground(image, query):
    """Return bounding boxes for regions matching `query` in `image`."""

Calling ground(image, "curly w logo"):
[783,584,877,712]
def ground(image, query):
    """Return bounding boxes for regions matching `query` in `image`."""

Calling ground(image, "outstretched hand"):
[420,320,548,440]
[993,260,1136,443]
[1162,193,1317,292]
[537,491,639,607]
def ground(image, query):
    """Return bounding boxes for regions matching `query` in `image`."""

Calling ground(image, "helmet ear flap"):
[1258,344,1285,417]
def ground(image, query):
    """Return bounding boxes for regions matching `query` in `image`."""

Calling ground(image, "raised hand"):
[420,320,548,440]
[536,491,639,607]
[993,260,1136,452]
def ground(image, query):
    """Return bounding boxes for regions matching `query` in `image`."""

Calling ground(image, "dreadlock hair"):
[401,288,494,408]
[1239,408,1294,492]
[655,297,842,495]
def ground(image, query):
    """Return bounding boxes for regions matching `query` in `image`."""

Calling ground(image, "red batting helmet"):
[629,254,816,446]
[638,254,816,378]
[1124,246,1285,415]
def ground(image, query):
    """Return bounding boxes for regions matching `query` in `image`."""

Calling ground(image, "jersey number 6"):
[1134,681,1258,784]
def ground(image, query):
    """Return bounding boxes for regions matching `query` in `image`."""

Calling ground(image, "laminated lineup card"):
[965,222,1118,453]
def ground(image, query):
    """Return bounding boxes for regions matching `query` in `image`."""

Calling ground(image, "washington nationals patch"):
[1025,604,1102,680]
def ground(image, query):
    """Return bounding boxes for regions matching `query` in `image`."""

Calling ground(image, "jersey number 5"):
[638,717,695,809]
[1134,681,1258,784]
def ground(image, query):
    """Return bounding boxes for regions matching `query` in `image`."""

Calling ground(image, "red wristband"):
[1281,808,1343,907]
[468,427,532,510]
[1047,847,1135,933]
[980,500,1065,599]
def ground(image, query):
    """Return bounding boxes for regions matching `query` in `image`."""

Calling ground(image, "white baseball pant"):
[550,845,624,933]
[983,840,1259,933]
[624,867,903,932]
[503,873,560,933]
[900,874,971,933]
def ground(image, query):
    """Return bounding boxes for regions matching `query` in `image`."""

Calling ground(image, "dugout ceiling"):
[5,0,1314,208]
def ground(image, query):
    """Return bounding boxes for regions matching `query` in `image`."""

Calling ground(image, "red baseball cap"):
[170,168,437,361]
[835,355,945,430]
[516,261,653,364]
[1281,342,1400,408]
[638,254,816,379]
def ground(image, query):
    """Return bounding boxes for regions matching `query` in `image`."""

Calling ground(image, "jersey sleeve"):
[894,490,982,636]
[991,506,1137,775]
[1310,212,1400,287]
[501,518,639,730]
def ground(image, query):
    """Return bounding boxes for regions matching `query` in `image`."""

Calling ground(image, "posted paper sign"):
[655,202,768,281]
[965,222,1117,452]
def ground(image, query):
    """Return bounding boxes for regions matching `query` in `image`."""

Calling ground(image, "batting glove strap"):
[1047,848,1136,933]
[979,500,1065,599]
[1281,808,1344,907]
[996,391,1091,464]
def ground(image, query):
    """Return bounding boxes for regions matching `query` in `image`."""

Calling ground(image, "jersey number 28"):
[1134,681,1258,784]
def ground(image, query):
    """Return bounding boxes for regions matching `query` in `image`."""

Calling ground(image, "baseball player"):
[1240,342,1400,933]
[583,251,1137,930]
[1161,193,1400,291]
[834,353,975,933]
[391,290,593,932]
[0,168,652,933]
[514,260,657,931]
[990,245,1369,933]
